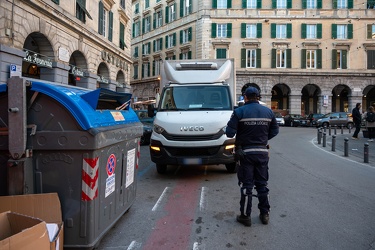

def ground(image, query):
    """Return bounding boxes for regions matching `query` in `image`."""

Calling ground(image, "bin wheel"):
[225,163,237,173]
[156,164,167,174]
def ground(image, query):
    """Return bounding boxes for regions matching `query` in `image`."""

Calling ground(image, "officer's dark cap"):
[245,87,260,97]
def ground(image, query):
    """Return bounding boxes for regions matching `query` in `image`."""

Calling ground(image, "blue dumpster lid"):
[1,81,140,130]
[31,80,140,130]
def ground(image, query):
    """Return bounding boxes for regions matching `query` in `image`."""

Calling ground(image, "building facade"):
[131,0,375,115]
[0,0,133,93]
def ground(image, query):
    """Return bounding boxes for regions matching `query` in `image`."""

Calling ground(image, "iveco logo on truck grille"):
[180,126,204,131]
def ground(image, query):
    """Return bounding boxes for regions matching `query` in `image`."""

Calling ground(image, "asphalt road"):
[97,126,375,250]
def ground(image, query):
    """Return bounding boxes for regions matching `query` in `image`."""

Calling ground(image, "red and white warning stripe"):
[81,157,99,201]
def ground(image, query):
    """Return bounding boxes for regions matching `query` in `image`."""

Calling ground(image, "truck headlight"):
[153,124,165,134]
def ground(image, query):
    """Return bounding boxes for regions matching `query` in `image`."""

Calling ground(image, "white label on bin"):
[126,148,136,188]
[111,111,125,121]
[105,174,116,197]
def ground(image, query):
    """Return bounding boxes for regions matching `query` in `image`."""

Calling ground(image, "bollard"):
[349,126,351,134]
[318,129,322,144]
[332,135,336,152]
[344,138,349,157]
[317,128,320,142]
[334,125,337,135]
[329,125,331,136]
[364,143,369,163]
[323,132,326,147]
[341,125,343,134]
[324,126,326,133]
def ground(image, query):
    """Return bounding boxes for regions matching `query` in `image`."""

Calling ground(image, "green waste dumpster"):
[0,77,143,249]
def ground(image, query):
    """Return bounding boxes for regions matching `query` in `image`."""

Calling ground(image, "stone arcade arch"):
[97,62,110,89]
[68,50,88,87]
[271,84,290,113]
[22,32,54,81]
[363,85,375,109]
[301,84,321,116]
[332,84,351,112]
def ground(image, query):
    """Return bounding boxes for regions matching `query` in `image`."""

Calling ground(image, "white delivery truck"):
[148,59,237,174]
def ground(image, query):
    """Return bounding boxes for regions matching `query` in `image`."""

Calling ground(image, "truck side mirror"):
[148,104,155,118]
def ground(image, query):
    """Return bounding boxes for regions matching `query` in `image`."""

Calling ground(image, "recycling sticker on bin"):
[105,154,116,198]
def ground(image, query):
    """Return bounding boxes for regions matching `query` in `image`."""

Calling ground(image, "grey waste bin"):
[0,77,143,249]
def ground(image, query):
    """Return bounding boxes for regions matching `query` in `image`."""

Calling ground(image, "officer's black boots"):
[259,213,269,225]
[236,215,251,227]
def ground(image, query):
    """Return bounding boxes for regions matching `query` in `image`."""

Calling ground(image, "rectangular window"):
[169,4,176,22]
[133,64,139,79]
[182,0,191,16]
[143,62,150,77]
[134,47,139,58]
[102,9,107,37]
[246,0,257,8]
[367,24,375,39]
[181,52,190,59]
[276,24,287,38]
[276,49,286,68]
[216,48,227,59]
[337,24,347,39]
[144,16,151,33]
[277,0,287,8]
[155,38,162,52]
[181,29,189,44]
[246,49,257,68]
[167,34,174,48]
[143,43,150,55]
[336,50,346,69]
[120,0,125,9]
[246,24,257,38]
[217,24,227,38]
[134,3,139,14]
[337,0,347,8]
[306,50,316,69]
[155,10,163,28]
[306,0,316,8]
[218,0,227,9]
[367,50,375,69]
[154,59,162,75]
[119,22,125,49]
[144,0,150,9]
[76,0,88,22]
[306,24,317,39]
[133,21,140,37]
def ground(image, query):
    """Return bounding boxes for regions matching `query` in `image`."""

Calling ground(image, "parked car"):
[284,114,304,127]
[316,112,354,129]
[305,113,324,127]
[134,110,154,145]
[273,111,285,126]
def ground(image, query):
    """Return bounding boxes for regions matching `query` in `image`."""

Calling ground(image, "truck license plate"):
[183,158,202,165]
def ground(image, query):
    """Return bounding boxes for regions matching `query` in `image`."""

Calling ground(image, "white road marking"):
[152,187,170,211]
[127,241,142,250]
[200,187,207,211]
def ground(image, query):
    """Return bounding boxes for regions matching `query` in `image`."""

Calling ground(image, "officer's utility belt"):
[242,144,269,153]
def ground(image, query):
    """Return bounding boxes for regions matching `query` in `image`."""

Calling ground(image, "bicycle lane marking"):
[143,177,201,250]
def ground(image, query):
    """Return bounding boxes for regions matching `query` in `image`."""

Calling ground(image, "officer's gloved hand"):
[235,146,245,161]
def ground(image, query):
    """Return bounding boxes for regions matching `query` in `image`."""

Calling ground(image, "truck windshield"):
[159,85,232,111]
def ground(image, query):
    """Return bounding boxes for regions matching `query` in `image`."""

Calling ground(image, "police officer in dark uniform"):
[226,87,279,226]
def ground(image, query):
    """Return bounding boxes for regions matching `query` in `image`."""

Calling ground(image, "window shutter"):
[287,24,292,38]
[227,0,232,8]
[272,0,276,9]
[153,40,156,52]
[332,49,337,69]
[147,62,150,76]
[333,0,337,9]
[142,64,144,78]
[212,23,217,38]
[188,27,192,41]
[342,50,347,69]
[317,49,322,69]
[180,0,184,17]
[286,49,292,68]
[108,11,113,41]
[227,23,232,38]
[153,13,156,29]
[302,0,306,9]
[152,61,155,76]
[134,47,138,57]
[317,0,322,9]
[241,23,246,38]
[165,6,169,23]
[189,1,192,13]
[188,51,192,59]
[287,0,292,8]
[332,24,337,39]
[347,24,353,39]
[317,24,322,38]
[160,38,163,50]
[173,33,176,46]
[271,23,276,38]
[180,30,183,44]
[179,53,183,59]
[257,0,262,8]
[256,49,261,68]
[348,0,353,9]
[301,49,306,69]
[119,22,124,49]
[367,25,373,39]
[271,49,276,68]
[142,18,145,34]
[165,35,168,48]
[173,3,177,20]
[301,24,306,39]
[242,0,246,8]
[241,48,246,68]
[98,1,104,35]
[213,0,217,9]
[132,23,135,38]
[257,23,262,38]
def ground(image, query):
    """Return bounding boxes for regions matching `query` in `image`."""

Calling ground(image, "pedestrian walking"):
[352,103,362,140]
[225,87,279,227]
[364,106,375,142]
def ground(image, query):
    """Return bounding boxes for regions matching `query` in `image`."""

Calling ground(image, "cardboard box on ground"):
[0,193,63,250]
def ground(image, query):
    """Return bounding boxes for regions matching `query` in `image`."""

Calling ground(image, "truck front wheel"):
[225,163,237,173]
[156,164,167,174]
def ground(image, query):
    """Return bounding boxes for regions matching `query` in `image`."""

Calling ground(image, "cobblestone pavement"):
[312,127,375,165]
